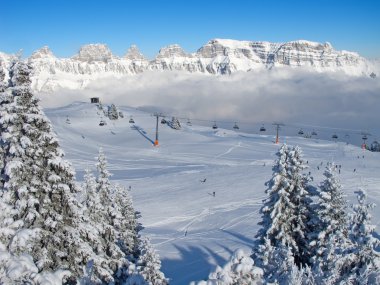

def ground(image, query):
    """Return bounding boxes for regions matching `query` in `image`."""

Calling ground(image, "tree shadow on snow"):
[161,244,227,285]
[220,229,255,247]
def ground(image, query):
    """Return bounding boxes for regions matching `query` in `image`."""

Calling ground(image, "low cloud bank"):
[39,68,380,140]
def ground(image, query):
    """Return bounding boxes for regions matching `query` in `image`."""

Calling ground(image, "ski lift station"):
[90,97,100,104]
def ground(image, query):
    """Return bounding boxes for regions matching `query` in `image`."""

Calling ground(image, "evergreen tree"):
[309,163,349,281]
[82,168,100,218]
[0,60,101,282]
[108,104,119,120]
[81,149,132,283]
[253,144,312,282]
[287,264,316,285]
[82,149,150,283]
[193,249,263,285]
[129,237,168,285]
[169,117,181,130]
[0,67,8,188]
[113,183,141,257]
[343,190,380,283]
[0,67,6,93]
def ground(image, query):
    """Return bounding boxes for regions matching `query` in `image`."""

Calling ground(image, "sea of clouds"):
[39,68,380,142]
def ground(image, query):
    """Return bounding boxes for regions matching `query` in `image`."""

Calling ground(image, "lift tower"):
[272,122,285,144]
[153,113,164,146]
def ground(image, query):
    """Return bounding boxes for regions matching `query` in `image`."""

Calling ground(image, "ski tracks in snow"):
[214,141,242,158]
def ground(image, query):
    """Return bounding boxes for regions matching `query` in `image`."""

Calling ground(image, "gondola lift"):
[66,116,71,124]
[260,125,266,132]
[298,129,304,135]
[129,116,135,124]
[233,122,239,130]
[212,122,218,129]
[332,133,338,139]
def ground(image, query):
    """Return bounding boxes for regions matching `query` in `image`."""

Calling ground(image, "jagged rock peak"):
[156,44,190,58]
[283,40,334,51]
[124,45,146,60]
[73,43,114,63]
[30,46,56,59]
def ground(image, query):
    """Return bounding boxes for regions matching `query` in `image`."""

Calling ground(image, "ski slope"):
[45,102,380,284]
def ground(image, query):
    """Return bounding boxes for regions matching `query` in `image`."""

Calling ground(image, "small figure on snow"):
[200,178,207,183]
[213,191,216,197]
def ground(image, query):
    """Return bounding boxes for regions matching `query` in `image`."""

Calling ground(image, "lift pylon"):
[272,122,285,144]
[153,113,165,146]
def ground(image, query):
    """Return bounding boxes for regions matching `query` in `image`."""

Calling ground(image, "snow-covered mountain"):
[0,39,378,92]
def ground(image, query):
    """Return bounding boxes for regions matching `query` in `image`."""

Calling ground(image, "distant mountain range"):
[0,39,378,92]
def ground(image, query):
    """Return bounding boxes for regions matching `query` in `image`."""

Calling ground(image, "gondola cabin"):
[260,125,266,132]
[298,129,304,135]
[212,122,218,129]
[233,123,239,130]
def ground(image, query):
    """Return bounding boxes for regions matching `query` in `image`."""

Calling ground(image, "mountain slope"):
[45,102,380,284]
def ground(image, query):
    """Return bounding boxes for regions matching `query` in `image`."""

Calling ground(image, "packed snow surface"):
[45,102,380,284]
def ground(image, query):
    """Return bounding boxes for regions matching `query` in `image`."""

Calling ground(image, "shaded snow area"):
[45,102,380,284]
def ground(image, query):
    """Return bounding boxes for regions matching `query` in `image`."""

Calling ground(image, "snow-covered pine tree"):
[127,237,168,285]
[287,146,314,266]
[287,264,316,285]
[0,67,8,188]
[370,141,380,152]
[86,149,166,284]
[0,67,6,92]
[81,148,133,283]
[0,60,101,282]
[309,163,349,282]
[81,149,151,283]
[169,117,181,130]
[343,189,380,283]
[112,183,141,257]
[252,144,312,283]
[108,104,119,120]
[193,249,263,285]
[82,168,103,225]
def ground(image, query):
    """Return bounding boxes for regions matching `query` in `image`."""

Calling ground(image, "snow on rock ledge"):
[0,38,377,92]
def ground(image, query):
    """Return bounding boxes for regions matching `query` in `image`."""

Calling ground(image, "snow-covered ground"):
[45,102,380,284]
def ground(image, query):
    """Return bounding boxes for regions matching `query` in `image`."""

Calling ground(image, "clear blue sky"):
[1,0,379,59]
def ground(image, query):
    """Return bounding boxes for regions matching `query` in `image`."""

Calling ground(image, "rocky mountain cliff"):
[0,39,378,92]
